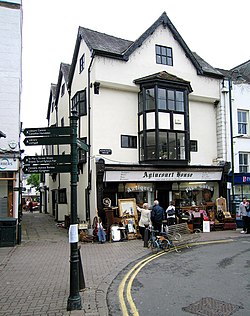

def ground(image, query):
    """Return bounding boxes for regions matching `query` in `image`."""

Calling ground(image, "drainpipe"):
[86,52,95,223]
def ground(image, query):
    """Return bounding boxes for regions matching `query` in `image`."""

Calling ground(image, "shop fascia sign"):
[0,157,18,171]
[105,170,222,182]
[125,183,153,192]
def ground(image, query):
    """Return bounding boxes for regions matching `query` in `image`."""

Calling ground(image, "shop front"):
[0,157,19,218]
[233,173,250,221]
[95,165,230,234]
[102,167,223,209]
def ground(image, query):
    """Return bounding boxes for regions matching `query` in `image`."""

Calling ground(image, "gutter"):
[86,51,95,222]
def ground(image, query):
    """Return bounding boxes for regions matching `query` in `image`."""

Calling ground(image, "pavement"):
[0,212,249,316]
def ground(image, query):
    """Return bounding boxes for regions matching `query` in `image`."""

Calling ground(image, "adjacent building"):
[0,0,22,219]
[219,62,250,216]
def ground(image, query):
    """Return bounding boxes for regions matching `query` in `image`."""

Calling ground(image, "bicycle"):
[147,228,172,253]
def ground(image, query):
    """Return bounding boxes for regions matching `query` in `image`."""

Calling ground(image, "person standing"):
[239,197,248,234]
[166,201,176,226]
[137,203,151,244]
[151,200,164,233]
[28,199,33,213]
[246,201,250,234]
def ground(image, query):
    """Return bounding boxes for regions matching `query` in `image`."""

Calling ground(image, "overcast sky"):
[21,0,250,154]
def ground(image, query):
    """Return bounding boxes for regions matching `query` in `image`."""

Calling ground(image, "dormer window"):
[156,44,173,66]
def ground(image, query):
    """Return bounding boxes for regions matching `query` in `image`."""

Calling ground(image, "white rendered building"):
[46,12,228,225]
[0,0,22,220]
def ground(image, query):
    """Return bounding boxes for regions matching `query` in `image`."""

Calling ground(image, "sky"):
[21,0,250,154]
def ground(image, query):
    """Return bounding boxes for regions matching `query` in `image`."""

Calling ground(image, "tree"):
[27,173,40,191]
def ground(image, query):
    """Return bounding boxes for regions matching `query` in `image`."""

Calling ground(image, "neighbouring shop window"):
[121,135,137,148]
[118,183,154,205]
[72,89,87,116]
[58,188,67,204]
[237,110,248,135]
[239,153,249,172]
[155,44,173,66]
[172,182,217,207]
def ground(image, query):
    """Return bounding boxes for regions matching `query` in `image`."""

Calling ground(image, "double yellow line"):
[118,239,234,316]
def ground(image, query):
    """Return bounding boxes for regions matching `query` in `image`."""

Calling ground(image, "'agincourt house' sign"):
[105,170,222,182]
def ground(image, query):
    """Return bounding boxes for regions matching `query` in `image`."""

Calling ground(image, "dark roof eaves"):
[47,83,57,121]
[68,29,82,89]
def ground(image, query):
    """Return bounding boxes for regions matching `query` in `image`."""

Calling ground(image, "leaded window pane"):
[145,89,155,110]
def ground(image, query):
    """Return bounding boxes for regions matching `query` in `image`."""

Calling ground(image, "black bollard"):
[144,227,149,247]
[78,248,85,291]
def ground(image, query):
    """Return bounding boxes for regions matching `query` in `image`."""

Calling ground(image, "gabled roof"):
[47,84,57,121]
[47,63,70,122]
[55,62,71,105]
[231,60,250,83]
[68,12,223,88]
[134,71,193,92]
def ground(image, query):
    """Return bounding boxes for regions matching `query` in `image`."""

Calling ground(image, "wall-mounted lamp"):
[93,82,100,94]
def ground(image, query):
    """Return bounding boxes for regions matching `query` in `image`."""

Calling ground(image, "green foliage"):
[27,173,40,191]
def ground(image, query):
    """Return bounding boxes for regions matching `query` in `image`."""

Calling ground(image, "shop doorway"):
[157,190,169,211]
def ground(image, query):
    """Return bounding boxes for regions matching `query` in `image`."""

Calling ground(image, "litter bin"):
[0,218,17,247]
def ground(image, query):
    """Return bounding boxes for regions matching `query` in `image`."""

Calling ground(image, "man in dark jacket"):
[151,200,164,232]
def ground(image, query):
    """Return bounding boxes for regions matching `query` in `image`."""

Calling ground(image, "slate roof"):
[217,65,250,84]
[68,12,223,87]
[60,63,71,84]
[231,60,250,83]
[78,27,132,56]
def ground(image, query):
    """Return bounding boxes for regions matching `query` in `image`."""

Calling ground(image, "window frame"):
[121,135,137,149]
[58,188,67,204]
[237,110,248,135]
[239,152,249,173]
[190,140,198,152]
[71,89,87,116]
[138,84,189,163]
[79,54,85,73]
[155,44,173,66]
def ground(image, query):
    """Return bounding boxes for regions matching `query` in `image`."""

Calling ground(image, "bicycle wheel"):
[161,239,171,251]
[148,239,158,253]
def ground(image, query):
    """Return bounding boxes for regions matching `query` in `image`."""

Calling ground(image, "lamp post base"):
[67,295,82,311]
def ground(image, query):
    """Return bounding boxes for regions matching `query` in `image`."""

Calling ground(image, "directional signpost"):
[22,121,87,310]
[23,164,72,174]
[23,126,71,137]
[24,136,72,146]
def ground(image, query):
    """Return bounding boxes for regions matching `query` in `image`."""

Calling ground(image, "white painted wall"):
[0,3,22,150]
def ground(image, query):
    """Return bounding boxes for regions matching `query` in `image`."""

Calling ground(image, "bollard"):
[144,227,149,247]
[78,248,85,290]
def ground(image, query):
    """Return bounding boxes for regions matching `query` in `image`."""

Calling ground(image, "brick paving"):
[0,212,249,315]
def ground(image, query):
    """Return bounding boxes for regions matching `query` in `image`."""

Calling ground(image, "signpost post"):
[67,110,82,310]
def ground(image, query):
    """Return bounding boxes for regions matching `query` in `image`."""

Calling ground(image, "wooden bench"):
[165,223,201,252]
